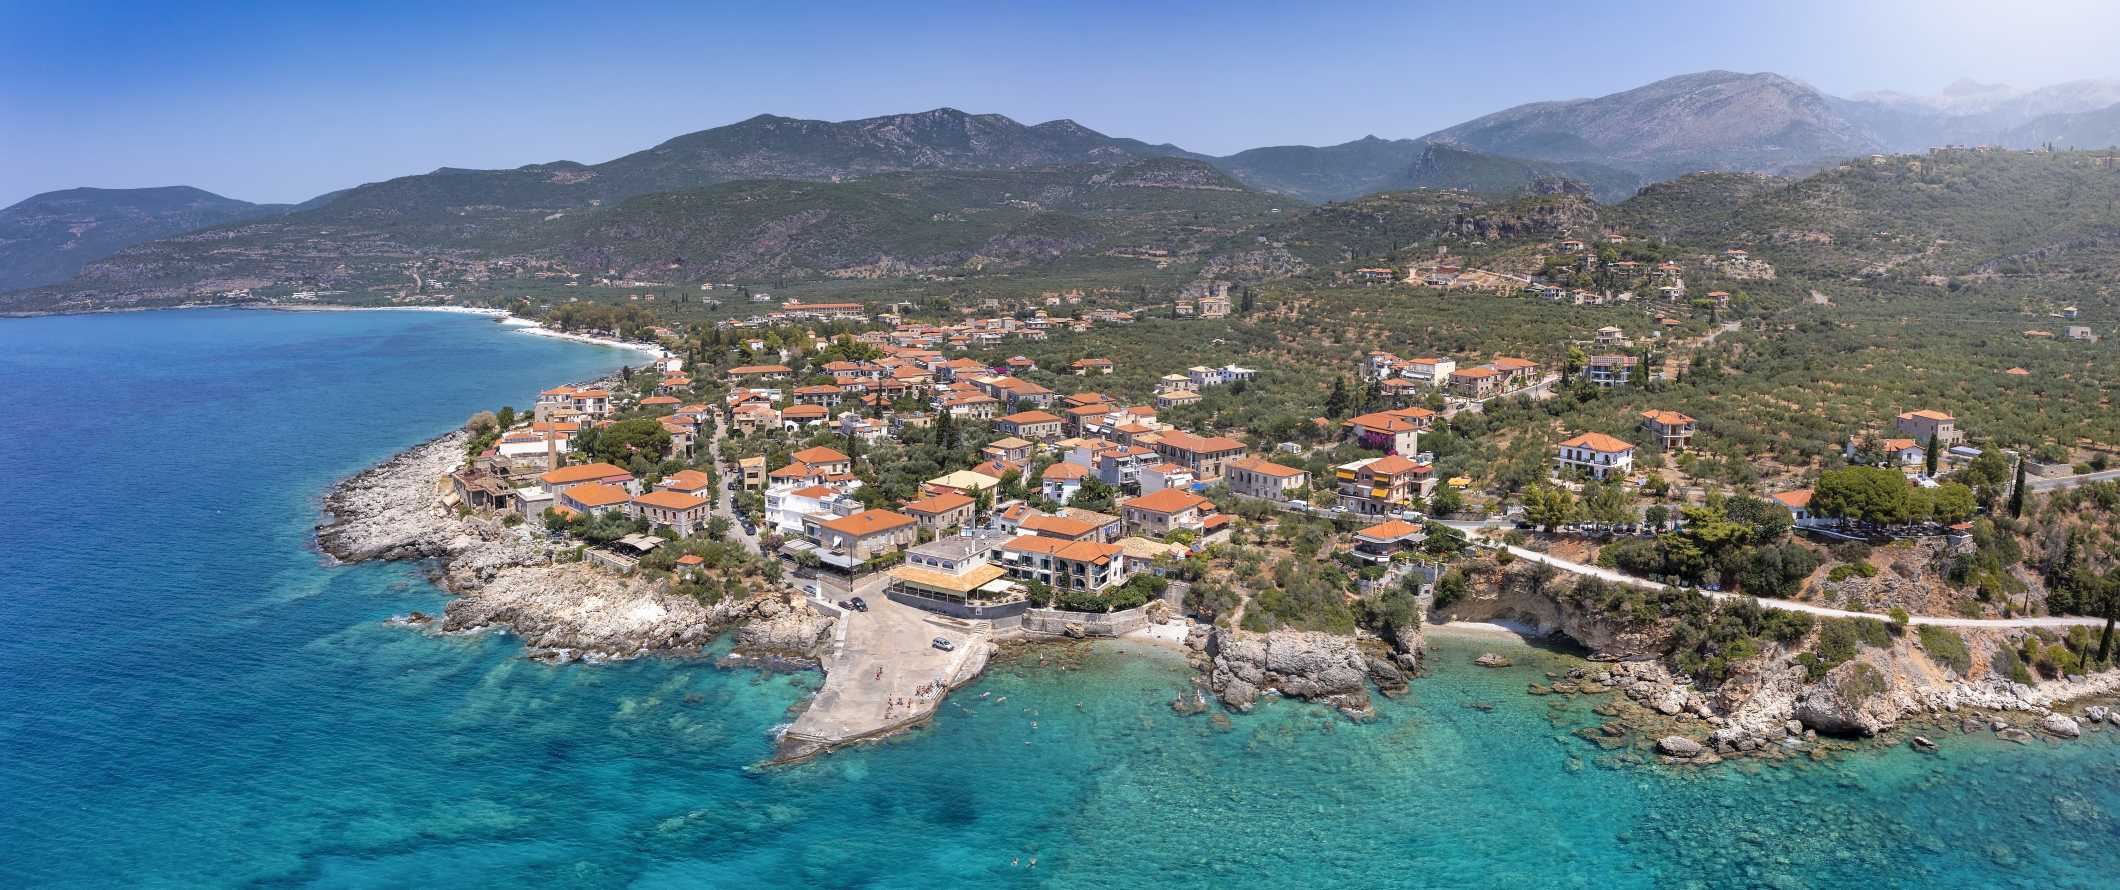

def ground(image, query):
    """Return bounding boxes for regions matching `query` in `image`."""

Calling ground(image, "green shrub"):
[1992,644,2033,684]
[1840,662,1887,703]
[1916,625,1972,675]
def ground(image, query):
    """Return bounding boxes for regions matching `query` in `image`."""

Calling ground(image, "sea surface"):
[2,309,2115,889]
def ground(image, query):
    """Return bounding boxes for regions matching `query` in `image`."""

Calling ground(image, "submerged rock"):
[2041,713,2082,739]
[1474,652,1513,668]
[1658,736,1704,758]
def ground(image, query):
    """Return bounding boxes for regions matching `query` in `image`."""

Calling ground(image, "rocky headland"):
[1187,624,1416,720]
[317,427,829,664]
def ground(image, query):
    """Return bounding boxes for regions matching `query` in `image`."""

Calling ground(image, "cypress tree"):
[2010,457,2027,518]
[1924,433,1939,477]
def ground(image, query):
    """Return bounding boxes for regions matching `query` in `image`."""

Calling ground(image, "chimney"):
[546,424,559,472]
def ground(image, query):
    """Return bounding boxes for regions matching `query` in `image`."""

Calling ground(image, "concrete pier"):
[772,588,993,763]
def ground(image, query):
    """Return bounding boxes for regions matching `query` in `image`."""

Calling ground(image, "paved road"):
[1497,544,2103,629]
[702,414,760,553]
[2025,467,2120,493]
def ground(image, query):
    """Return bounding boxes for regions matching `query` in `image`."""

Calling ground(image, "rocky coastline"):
[1435,558,2120,764]
[316,425,829,664]
[1186,624,1417,720]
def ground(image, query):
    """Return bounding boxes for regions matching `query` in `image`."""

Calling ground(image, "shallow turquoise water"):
[1,309,2115,889]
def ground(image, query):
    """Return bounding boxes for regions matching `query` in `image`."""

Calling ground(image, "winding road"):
[1494,543,2103,630]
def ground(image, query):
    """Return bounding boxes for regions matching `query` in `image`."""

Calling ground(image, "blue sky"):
[5,0,2119,205]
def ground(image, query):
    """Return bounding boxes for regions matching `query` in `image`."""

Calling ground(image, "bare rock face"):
[440,562,735,662]
[1206,628,1370,711]
[317,431,475,562]
[732,592,835,656]
[1794,662,1902,737]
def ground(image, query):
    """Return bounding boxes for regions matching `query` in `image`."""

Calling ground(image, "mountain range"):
[11,69,2120,307]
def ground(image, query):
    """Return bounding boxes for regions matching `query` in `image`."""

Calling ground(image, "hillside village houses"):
[1555,432,1636,481]
[1639,410,1696,451]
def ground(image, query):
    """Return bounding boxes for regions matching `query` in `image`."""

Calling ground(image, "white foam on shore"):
[278,304,664,357]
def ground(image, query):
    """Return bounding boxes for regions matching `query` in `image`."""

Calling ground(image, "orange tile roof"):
[1042,462,1088,480]
[1879,438,1921,452]
[1230,456,1306,478]
[1124,488,1212,514]
[780,404,828,419]
[790,446,850,465]
[1356,519,1423,541]
[1156,431,1245,453]
[631,490,708,510]
[902,492,974,515]
[1019,513,1106,538]
[1452,367,1500,379]
[1898,410,1954,421]
[729,364,792,374]
[1640,410,1695,426]
[1001,535,1119,564]
[1770,490,1813,509]
[659,469,712,491]
[818,509,916,536]
[1362,454,1429,476]
[540,462,632,485]
[563,483,631,508]
[1492,357,1539,370]
[1559,432,1635,453]
[1000,410,1063,424]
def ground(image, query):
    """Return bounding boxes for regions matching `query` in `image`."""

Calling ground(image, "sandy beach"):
[269,303,665,358]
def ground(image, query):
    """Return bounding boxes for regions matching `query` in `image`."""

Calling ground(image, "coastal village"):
[327,266,2120,769]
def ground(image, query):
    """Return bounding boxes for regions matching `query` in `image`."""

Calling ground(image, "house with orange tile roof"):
[628,490,712,536]
[802,509,919,564]
[1121,488,1217,538]
[1226,456,1310,503]
[655,469,714,498]
[1555,432,1636,480]
[1638,410,1696,451]
[1343,407,1435,456]
[557,482,632,516]
[1040,461,1088,504]
[1335,455,1435,516]
[900,491,976,532]
[982,436,1036,465]
[1152,430,1246,482]
[538,462,637,496]
[788,446,852,476]
[1769,490,1818,528]
[791,384,845,407]
[995,536,1127,593]
[1139,462,1195,496]
[1017,507,1123,543]
[995,410,1065,442]
[778,404,829,428]
[726,364,792,381]
[1448,365,1502,398]
[1351,519,1426,564]
[1070,358,1115,375]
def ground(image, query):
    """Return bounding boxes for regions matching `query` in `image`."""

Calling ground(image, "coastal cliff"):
[318,429,827,663]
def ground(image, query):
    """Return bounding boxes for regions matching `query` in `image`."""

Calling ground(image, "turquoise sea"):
[2,309,2115,889]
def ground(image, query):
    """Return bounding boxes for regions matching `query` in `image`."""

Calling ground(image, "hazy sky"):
[5,0,2119,205]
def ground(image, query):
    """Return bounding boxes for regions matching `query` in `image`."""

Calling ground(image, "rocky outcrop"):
[731,592,835,656]
[317,431,475,562]
[1436,560,1667,657]
[1792,662,1898,736]
[1204,628,1372,714]
[322,415,817,664]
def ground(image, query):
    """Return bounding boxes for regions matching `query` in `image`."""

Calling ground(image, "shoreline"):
[264,303,668,359]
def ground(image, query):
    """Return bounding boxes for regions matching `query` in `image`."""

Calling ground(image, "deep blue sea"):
[2,308,2116,889]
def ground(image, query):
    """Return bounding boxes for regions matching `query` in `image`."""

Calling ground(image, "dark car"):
[848,597,868,612]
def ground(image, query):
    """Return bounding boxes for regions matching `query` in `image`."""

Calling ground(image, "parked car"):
[1287,499,1309,511]
[931,637,955,652]
[848,597,868,612]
